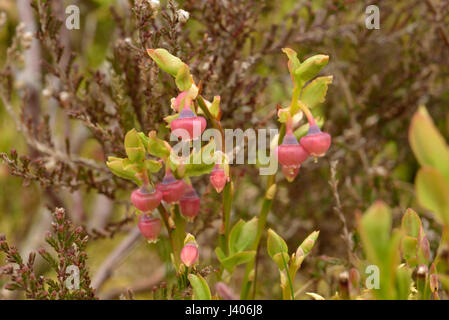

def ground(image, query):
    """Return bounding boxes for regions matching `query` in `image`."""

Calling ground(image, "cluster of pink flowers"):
[276,116,331,182]
[130,91,228,245]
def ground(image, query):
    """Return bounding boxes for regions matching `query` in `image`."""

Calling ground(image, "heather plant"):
[0,0,449,301]
[0,208,96,299]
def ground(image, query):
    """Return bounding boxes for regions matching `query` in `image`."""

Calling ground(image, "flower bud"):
[349,268,360,291]
[156,170,186,203]
[180,185,200,221]
[210,164,227,193]
[170,105,206,140]
[180,242,198,267]
[296,230,319,258]
[430,273,439,293]
[171,91,189,112]
[300,124,331,157]
[138,214,161,243]
[131,185,162,213]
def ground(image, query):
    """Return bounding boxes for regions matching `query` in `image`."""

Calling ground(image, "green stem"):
[197,96,233,259]
[173,204,186,259]
[158,203,180,270]
[281,253,295,300]
[240,125,286,299]
[220,181,233,255]
[289,86,301,115]
[240,175,276,299]
[197,96,225,148]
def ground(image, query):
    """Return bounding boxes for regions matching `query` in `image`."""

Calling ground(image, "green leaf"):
[282,48,301,83]
[415,167,449,226]
[175,64,193,91]
[409,106,449,183]
[401,236,418,264]
[124,129,145,162]
[384,230,403,299]
[144,159,162,173]
[297,231,319,257]
[358,201,392,266]
[294,54,329,88]
[166,156,186,179]
[106,156,141,185]
[277,108,290,123]
[396,266,412,300]
[208,96,221,119]
[183,139,216,177]
[229,218,258,255]
[147,131,170,159]
[228,220,244,255]
[215,247,226,262]
[218,251,256,272]
[267,229,288,259]
[300,76,333,109]
[401,208,422,238]
[147,48,184,77]
[188,274,211,300]
[137,132,149,150]
[272,252,290,270]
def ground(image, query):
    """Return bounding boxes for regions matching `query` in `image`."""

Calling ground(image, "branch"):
[0,93,109,173]
[91,226,142,291]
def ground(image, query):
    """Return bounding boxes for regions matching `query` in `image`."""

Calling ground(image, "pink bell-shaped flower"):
[179,185,200,221]
[180,242,199,267]
[276,132,309,166]
[131,185,162,213]
[209,164,227,193]
[137,214,162,243]
[156,170,186,204]
[300,124,331,157]
[170,105,207,140]
[276,127,308,181]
